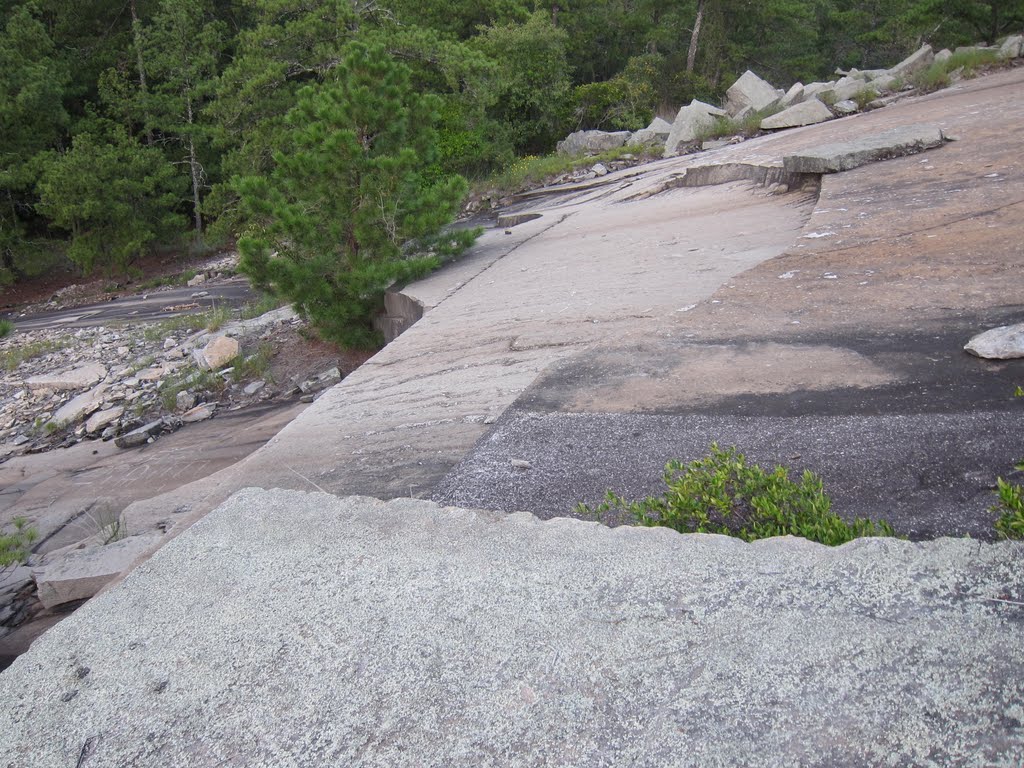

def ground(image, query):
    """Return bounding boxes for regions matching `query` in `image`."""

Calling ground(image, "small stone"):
[243,381,266,396]
[181,404,216,423]
[194,336,239,371]
[591,163,608,177]
[964,323,1024,359]
[510,459,532,470]
[186,273,206,287]
[163,338,177,350]
[175,391,196,412]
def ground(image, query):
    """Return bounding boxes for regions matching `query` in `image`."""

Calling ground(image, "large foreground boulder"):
[725,70,780,115]
[555,130,631,156]
[1,489,1021,766]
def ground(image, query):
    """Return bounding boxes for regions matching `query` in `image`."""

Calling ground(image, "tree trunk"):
[129,0,153,144]
[185,91,203,237]
[686,0,706,73]
[551,4,559,27]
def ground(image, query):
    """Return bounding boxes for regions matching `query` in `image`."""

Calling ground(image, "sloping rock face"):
[1,490,1021,766]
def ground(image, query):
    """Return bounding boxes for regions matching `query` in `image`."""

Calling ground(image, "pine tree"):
[236,42,475,348]
[37,129,184,275]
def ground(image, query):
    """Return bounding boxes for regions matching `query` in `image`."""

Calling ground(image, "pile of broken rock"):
[0,305,339,461]
[556,39,1024,161]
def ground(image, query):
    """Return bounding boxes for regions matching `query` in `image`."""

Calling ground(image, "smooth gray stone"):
[783,124,946,173]
[1,489,1021,767]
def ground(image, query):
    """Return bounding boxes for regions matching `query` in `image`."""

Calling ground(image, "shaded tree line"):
[1,0,1020,287]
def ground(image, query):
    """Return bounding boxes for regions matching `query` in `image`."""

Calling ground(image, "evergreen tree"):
[0,3,69,284]
[37,128,184,275]
[236,42,476,348]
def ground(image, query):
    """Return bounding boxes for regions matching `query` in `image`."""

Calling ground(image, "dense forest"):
[1,0,1021,290]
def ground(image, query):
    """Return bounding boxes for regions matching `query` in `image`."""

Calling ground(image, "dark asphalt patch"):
[431,310,1024,541]
[430,409,1022,541]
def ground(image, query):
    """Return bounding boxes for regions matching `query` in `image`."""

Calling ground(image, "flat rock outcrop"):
[556,129,631,156]
[1,489,1021,766]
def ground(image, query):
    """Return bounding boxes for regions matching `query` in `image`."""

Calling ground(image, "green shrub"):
[0,319,13,338]
[0,518,38,566]
[993,474,1024,539]
[579,444,898,546]
[913,48,1002,93]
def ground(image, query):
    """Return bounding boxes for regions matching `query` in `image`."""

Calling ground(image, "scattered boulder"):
[664,101,727,156]
[591,163,609,177]
[889,44,934,79]
[867,73,900,94]
[114,419,163,449]
[833,99,859,115]
[725,70,780,116]
[181,403,216,423]
[186,273,206,287]
[999,35,1023,60]
[176,391,196,411]
[243,380,266,396]
[85,406,124,434]
[935,48,953,65]
[32,532,164,609]
[555,130,631,156]
[964,323,1024,359]
[779,82,805,108]
[25,363,106,392]
[761,99,833,130]
[51,383,108,427]
[194,335,239,371]
[627,117,672,148]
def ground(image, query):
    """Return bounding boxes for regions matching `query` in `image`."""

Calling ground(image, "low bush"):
[0,518,38,567]
[0,319,13,338]
[579,444,898,546]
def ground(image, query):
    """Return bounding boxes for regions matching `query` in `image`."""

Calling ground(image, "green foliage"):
[0,319,13,338]
[471,12,574,154]
[0,517,38,567]
[237,42,475,348]
[229,342,274,383]
[158,364,226,410]
[993,474,1024,540]
[915,47,1003,91]
[37,129,185,275]
[486,144,650,195]
[579,444,898,546]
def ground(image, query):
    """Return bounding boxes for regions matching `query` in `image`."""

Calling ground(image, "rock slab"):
[194,335,239,371]
[782,124,946,173]
[964,323,1024,359]
[761,99,833,130]
[1,489,1022,767]
[31,532,164,609]
[24,363,106,392]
